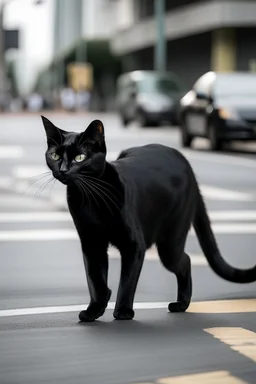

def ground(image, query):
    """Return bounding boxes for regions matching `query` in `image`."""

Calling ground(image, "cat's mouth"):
[54,173,73,186]
[59,179,69,185]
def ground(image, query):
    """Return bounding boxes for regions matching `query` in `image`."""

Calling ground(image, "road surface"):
[0,112,255,384]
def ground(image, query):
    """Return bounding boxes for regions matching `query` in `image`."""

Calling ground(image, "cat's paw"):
[79,305,107,322]
[79,290,112,322]
[79,310,99,322]
[113,308,135,320]
[168,301,190,313]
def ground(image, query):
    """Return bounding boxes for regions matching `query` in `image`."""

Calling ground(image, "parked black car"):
[179,71,256,150]
[116,70,185,127]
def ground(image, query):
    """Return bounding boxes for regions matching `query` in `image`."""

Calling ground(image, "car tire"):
[181,117,193,148]
[136,110,148,128]
[121,115,129,127]
[150,120,160,127]
[208,123,223,151]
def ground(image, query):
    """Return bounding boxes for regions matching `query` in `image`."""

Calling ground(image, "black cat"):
[41,116,256,322]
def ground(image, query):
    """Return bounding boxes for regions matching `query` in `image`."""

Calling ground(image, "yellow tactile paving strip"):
[157,371,247,383]
[187,299,256,313]
[132,371,247,384]
[205,327,256,363]
[130,327,256,384]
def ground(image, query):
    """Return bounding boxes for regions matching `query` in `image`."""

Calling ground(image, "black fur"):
[41,116,256,322]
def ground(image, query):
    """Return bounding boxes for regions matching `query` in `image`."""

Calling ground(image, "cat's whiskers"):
[82,174,123,198]
[77,178,94,213]
[79,171,122,204]
[28,171,51,181]
[23,172,51,196]
[82,177,120,215]
[77,177,101,211]
[34,176,54,197]
[85,177,122,209]
[78,176,113,215]
[75,179,86,209]
[48,178,56,197]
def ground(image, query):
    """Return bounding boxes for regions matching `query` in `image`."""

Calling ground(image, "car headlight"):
[218,108,239,120]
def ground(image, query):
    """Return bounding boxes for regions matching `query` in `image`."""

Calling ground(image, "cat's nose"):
[60,163,69,174]
[59,169,68,175]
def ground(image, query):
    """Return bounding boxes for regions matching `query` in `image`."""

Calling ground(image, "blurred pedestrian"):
[27,92,43,112]
[60,87,76,112]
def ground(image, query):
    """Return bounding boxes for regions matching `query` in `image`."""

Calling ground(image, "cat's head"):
[41,116,106,185]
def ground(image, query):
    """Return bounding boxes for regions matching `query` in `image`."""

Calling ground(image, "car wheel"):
[208,123,223,151]
[150,120,160,127]
[121,115,129,127]
[136,110,148,128]
[181,117,193,148]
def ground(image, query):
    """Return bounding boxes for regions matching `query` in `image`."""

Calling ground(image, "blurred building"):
[36,0,120,110]
[111,0,256,88]
[2,0,53,97]
[53,0,115,56]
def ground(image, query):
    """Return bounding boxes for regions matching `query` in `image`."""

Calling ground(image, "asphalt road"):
[0,112,255,384]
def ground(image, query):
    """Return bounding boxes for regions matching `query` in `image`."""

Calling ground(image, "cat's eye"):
[75,154,86,163]
[50,153,60,161]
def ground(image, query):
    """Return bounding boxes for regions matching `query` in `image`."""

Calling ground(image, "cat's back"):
[114,144,188,173]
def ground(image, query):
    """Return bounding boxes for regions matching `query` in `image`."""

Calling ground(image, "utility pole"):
[0,1,7,110]
[154,0,166,72]
[75,39,86,64]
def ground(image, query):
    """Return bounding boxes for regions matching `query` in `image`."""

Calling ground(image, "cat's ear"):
[84,120,105,142]
[79,120,106,152]
[41,116,66,146]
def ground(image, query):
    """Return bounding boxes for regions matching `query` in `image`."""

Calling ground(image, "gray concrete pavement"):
[0,112,255,384]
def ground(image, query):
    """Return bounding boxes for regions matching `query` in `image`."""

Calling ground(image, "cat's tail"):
[193,188,256,283]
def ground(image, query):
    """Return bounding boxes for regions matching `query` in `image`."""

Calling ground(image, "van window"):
[137,74,181,94]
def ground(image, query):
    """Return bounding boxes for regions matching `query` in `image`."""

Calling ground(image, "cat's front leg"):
[79,244,111,322]
[114,246,145,320]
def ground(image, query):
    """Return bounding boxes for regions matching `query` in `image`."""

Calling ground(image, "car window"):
[214,74,256,97]
[137,75,181,94]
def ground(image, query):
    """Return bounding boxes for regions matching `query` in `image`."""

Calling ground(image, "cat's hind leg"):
[157,242,192,313]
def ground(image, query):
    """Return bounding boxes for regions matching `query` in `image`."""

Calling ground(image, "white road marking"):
[0,223,255,242]
[0,212,71,222]
[11,165,256,202]
[209,210,256,221]
[200,185,255,201]
[0,210,255,223]
[12,166,48,179]
[0,299,254,318]
[11,154,120,179]
[182,149,256,169]
[0,229,206,264]
[202,223,256,234]
[109,248,207,264]
[0,145,24,159]
[0,177,12,189]
[0,229,77,241]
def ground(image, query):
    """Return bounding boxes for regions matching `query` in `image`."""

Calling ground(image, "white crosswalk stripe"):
[1,160,255,207]
[1,148,255,268]
[0,191,255,265]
